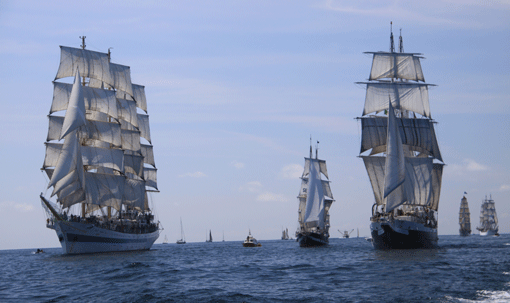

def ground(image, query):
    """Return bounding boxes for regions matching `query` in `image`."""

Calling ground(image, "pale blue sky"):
[1,0,509,249]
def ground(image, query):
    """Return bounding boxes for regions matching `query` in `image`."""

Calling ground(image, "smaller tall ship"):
[281,227,290,240]
[477,195,499,236]
[40,37,160,254]
[206,230,213,242]
[459,195,471,236]
[296,141,334,247]
[176,217,186,244]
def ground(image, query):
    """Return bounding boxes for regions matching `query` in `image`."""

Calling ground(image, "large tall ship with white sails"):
[459,195,471,236]
[296,142,334,247]
[357,26,444,249]
[477,195,499,236]
[40,37,160,254]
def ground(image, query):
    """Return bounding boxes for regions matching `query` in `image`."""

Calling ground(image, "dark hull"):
[459,229,471,237]
[296,232,328,247]
[371,221,438,249]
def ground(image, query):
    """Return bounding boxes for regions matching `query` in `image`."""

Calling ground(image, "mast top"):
[79,36,86,49]
[399,28,404,53]
[315,141,319,159]
[390,21,394,53]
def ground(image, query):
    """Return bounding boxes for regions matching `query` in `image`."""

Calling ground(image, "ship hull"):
[51,221,159,254]
[459,229,471,237]
[296,232,329,247]
[370,220,438,249]
[479,229,499,236]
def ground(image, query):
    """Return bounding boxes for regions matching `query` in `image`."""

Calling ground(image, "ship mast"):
[79,36,87,218]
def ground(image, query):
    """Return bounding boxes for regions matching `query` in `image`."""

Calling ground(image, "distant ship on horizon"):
[477,195,499,236]
[459,195,471,236]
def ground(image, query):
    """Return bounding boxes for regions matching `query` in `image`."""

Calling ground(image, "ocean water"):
[2,235,510,302]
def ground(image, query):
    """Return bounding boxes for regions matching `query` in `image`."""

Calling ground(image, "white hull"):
[479,229,498,236]
[51,221,159,254]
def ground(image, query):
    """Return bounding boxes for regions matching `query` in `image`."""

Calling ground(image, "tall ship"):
[477,195,499,236]
[296,142,334,247]
[459,195,471,236]
[357,26,444,249]
[40,37,160,254]
[281,227,290,240]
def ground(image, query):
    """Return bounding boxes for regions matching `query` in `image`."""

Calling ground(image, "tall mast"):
[79,35,86,217]
[399,28,404,53]
[389,21,394,53]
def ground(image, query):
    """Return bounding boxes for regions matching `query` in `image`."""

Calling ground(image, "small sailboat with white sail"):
[163,235,169,244]
[296,141,335,247]
[176,217,186,244]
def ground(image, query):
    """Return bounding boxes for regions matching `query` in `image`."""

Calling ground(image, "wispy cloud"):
[179,171,207,178]
[231,160,245,169]
[449,158,490,175]
[280,164,303,179]
[239,181,262,193]
[500,185,510,192]
[256,192,289,202]
[464,159,489,171]
[0,201,34,212]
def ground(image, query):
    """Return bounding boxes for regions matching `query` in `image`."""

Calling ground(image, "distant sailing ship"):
[477,195,499,236]
[296,142,334,247]
[40,37,160,254]
[163,235,169,244]
[176,217,186,244]
[281,227,290,240]
[459,195,471,236]
[206,230,213,242]
[357,25,444,249]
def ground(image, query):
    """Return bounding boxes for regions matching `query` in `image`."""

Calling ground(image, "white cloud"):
[500,185,510,192]
[239,181,262,193]
[0,201,34,212]
[256,192,289,202]
[231,160,245,169]
[179,171,207,178]
[465,159,489,172]
[280,164,303,179]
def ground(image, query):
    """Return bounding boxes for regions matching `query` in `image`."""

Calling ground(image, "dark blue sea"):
[2,235,510,302]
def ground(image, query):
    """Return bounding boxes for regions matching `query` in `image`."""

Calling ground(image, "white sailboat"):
[40,37,160,254]
[163,235,169,244]
[357,25,444,249]
[176,217,186,244]
[477,195,499,236]
[459,195,471,236]
[296,141,334,247]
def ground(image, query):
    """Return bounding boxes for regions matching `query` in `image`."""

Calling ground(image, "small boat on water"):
[340,229,354,238]
[176,217,186,244]
[206,230,213,242]
[243,230,261,247]
[162,235,169,244]
[477,195,499,236]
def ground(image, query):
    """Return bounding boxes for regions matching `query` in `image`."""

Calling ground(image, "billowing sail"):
[43,44,157,211]
[383,101,406,212]
[303,159,325,228]
[366,52,425,82]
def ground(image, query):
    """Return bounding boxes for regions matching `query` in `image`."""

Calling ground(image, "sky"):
[1,0,509,250]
